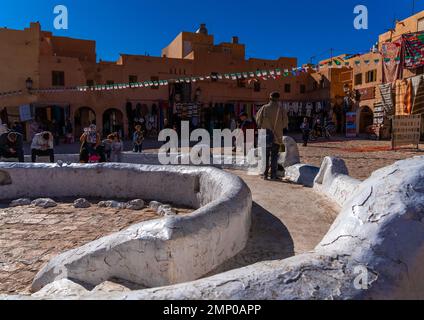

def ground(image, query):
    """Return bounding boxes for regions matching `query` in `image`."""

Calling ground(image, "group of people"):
[0,123,145,164]
[0,129,55,163]
[79,124,145,163]
[1,93,327,183]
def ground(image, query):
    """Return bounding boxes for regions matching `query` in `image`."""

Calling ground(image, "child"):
[102,134,115,162]
[300,117,310,147]
[133,125,144,153]
[110,133,124,163]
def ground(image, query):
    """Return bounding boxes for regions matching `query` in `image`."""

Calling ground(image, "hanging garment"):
[382,40,403,83]
[379,83,395,116]
[403,32,424,69]
[404,79,413,114]
[411,74,423,97]
[412,76,424,115]
[395,80,408,116]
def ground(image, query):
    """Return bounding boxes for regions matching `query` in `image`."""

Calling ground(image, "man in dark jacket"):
[0,131,25,162]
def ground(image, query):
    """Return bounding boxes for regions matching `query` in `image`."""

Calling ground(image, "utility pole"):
[412,0,416,15]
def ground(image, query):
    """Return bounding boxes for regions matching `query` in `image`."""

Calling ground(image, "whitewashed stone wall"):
[0,163,252,292]
[3,156,422,300]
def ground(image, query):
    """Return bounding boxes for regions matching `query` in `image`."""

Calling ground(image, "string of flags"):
[1,67,313,95]
[0,90,23,100]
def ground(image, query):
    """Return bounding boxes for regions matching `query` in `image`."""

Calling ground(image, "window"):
[106,80,114,85]
[86,80,94,87]
[129,75,138,83]
[284,84,291,93]
[418,18,424,32]
[365,70,377,83]
[52,71,65,86]
[354,73,363,86]
[254,81,261,92]
[151,76,159,89]
[300,84,306,94]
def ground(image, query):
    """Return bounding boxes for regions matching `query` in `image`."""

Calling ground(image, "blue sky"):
[1,0,423,65]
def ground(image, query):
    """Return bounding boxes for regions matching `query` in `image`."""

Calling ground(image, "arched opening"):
[359,106,374,134]
[74,107,96,138]
[103,108,124,138]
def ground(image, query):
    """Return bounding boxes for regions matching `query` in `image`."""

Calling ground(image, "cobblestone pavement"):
[208,170,340,276]
[297,137,424,180]
[0,202,192,295]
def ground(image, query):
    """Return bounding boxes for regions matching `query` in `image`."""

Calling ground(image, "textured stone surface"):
[9,198,31,207]
[7,156,422,300]
[149,201,162,211]
[279,136,301,168]
[284,164,319,187]
[313,157,361,206]
[73,198,91,209]
[98,200,127,209]
[31,198,57,209]
[0,164,251,294]
[125,199,145,211]
[0,202,183,295]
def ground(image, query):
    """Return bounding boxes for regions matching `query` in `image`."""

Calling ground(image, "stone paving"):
[208,170,340,276]
[298,138,423,180]
[0,201,192,295]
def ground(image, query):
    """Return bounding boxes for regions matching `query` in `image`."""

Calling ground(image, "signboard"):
[357,86,375,101]
[392,115,421,149]
[19,104,33,122]
[346,112,357,138]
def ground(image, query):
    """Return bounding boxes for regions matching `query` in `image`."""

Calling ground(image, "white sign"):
[19,105,32,122]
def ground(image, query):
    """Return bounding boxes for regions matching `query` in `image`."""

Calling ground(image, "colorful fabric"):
[412,76,424,115]
[405,79,413,115]
[382,39,403,83]
[395,80,409,116]
[379,83,395,116]
[403,32,424,69]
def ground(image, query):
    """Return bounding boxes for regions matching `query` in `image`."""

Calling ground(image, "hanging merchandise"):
[412,76,424,115]
[379,83,395,116]
[402,32,424,69]
[395,79,409,116]
[381,39,403,83]
[405,79,413,115]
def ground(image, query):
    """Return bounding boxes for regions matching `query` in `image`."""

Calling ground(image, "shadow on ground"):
[206,201,294,276]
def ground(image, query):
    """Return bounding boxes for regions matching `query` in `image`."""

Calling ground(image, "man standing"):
[256,92,288,180]
[31,131,54,163]
[0,131,25,162]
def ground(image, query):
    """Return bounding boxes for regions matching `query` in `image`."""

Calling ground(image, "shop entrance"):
[103,108,124,138]
[74,107,96,138]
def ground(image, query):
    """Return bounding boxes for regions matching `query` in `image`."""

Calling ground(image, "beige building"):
[0,22,329,141]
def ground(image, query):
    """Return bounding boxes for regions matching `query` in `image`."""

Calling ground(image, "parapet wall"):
[0,163,252,292]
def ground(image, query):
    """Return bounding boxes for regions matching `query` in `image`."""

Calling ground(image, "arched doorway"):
[359,106,374,133]
[103,108,124,138]
[74,107,96,137]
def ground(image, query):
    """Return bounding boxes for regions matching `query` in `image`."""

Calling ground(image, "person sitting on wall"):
[31,131,55,163]
[0,131,25,162]
[101,134,114,162]
[79,124,102,163]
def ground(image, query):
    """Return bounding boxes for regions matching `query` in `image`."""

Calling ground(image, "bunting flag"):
[0,90,23,99]
[2,67,306,96]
